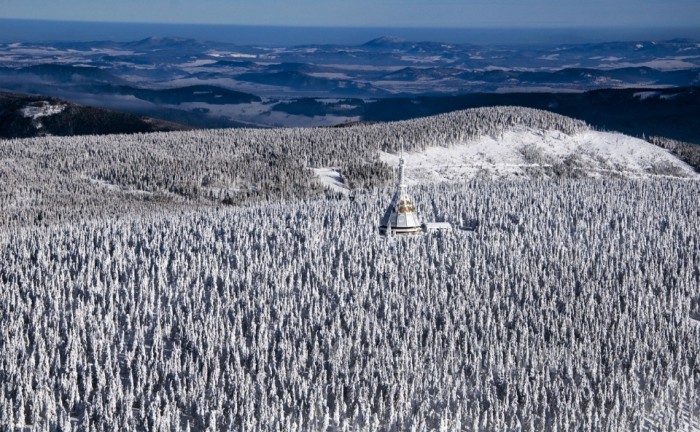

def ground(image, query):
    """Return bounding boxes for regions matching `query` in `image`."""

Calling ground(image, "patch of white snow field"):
[380,128,699,183]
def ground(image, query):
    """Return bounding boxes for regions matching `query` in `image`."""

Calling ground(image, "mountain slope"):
[379,128,698,183]
[0,92,190,138]
[2,106,695,228]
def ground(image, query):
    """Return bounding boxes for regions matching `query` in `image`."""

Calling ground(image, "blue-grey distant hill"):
[0,36,698,140]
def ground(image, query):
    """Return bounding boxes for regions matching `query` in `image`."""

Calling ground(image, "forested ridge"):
[0,107,698,430]
[0,107,587,227]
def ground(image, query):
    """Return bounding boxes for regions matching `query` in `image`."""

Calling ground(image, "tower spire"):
[399,140,406,192]
[379,139,422,235]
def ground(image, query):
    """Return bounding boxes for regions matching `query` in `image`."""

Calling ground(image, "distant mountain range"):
[0,36,698,141]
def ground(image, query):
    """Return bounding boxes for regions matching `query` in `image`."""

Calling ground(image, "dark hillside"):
[0,92,190,138]
[352,87,700,145]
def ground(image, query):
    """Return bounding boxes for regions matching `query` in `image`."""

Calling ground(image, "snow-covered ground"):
[312,167,349,194]
[20,103,66,119]
[19,102,68,130]
[380,129,699,183]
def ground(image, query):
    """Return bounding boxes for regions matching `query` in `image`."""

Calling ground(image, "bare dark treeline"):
[0,179,698,430]
[0,107,587,227]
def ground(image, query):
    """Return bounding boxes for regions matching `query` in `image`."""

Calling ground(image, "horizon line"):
[1,17,699,32]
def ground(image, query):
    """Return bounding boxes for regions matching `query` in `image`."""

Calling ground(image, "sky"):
[2,0,700,28]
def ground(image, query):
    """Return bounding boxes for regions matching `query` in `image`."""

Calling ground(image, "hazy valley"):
[0,36,698,138]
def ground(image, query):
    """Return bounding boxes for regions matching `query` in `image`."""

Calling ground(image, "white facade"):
[379,151,423,235]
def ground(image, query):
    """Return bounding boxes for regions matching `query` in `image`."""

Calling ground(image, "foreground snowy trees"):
[0,179,698,430]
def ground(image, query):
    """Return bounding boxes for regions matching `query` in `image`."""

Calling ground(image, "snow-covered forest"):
[0,107,698,430]
[0,107,587,227]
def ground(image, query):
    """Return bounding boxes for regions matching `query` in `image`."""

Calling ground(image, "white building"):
[379,150,423,235]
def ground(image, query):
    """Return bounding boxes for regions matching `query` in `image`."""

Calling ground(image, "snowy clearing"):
[20,102,66,119]
[380,129,699,183]
[313,167,349,194]
[634,91,662,100]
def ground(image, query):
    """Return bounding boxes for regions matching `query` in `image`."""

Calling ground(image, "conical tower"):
[379,146,423,235]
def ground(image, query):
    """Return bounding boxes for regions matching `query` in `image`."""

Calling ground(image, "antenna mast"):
[399,140,406,194]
